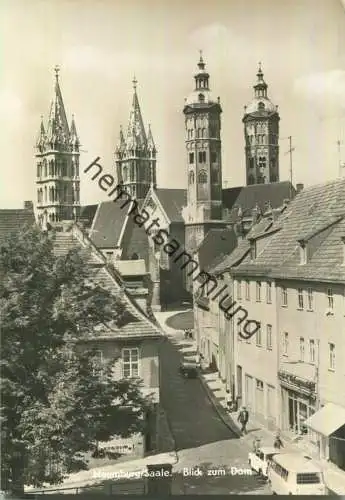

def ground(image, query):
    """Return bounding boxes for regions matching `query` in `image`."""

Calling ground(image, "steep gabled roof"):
[222,181,294,221]
[233,177,345,283]
[154,188,187,223]
[52,226,162,340]
[0,208,36,247]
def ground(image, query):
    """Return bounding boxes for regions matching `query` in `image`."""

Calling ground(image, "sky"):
[1,0,345,208]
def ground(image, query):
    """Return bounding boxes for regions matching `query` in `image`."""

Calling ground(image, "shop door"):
[288,396,298,431]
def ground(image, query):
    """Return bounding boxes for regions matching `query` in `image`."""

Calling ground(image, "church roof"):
[222,181,294,221]
[0,206,36,247]
[154,188,187,223]
[89,200,133,249]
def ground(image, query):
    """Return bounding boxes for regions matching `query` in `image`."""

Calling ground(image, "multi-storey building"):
[231,178,345,471]
[35,67,80,226]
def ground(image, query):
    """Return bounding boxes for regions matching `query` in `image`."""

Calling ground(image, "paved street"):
[159,325,271,495]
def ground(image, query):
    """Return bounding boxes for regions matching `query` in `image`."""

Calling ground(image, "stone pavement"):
[155,310,345,496]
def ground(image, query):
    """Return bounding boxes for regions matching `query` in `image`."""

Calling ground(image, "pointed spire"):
[254,61,268,99]
[69,114,80,149]
[36,115,47,149]
[46,66,70,148]
[125,77,147,150]
[147,124,156,152]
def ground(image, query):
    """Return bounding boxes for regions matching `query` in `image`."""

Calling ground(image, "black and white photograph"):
[1,0,345,496]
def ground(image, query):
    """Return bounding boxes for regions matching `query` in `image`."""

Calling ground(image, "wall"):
[233,277,279,427]
[277,280,345,408]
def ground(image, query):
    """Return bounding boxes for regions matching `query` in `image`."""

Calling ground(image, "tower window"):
[248,174,255,185]
[198,93,205,103]
[198,170,207,184]
[211,152,217,163]
[198,151,206,163]
[258,102,265,111]
[123,165,128,182]
[189,152,194,164]
[249,157,254,169]
[258,156,266,169]
[189,171,195,184]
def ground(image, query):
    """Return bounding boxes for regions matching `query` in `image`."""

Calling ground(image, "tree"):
[0,226,153,496]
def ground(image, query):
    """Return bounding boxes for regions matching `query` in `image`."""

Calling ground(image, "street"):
[160,327,272,495]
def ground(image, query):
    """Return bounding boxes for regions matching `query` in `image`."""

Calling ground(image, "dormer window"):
[341,236,345,265]
[298,239,307,265]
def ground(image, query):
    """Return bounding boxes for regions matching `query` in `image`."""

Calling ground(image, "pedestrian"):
[238,406,249,434]
[273,432,284,450]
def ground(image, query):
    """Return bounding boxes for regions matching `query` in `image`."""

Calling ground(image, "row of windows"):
[239,323,336,371]
[237,280,272,304]
[37,186,79,204]
[282,333,335,370]
[189,151,218,164]
[37,160,79,179]
[237,280,339,312]
[282,286,335,311]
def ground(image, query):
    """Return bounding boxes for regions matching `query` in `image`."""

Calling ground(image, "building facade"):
[243,64,280,185]
[35,67,80,226]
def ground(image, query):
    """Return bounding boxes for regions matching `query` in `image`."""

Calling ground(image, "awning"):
[304,403,345,436]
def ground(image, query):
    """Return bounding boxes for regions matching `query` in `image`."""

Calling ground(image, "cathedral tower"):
[35,67,80,226]
[183,53,224,254]
[115,78,156,200]
[243,63,280,185]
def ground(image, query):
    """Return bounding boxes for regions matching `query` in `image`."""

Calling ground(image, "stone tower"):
[243,63,280,185]
[35,67,80,226]
[183,53,224,256]
[115,78,156,200]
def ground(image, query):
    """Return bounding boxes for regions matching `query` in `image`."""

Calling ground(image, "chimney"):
[24,201,33,211]
[296,183,304,194]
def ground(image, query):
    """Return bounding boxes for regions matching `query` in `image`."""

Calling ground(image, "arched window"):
[249,157,255,169]
[43,159,47,177]
[189,171,195,184]
[198,170,207,184]
[62,159,67,177]
[123,165,128,182]
[44,186,47,202]
[198,93,205,103]
[202,128,206,138]
[258,102,265,111]
[258,156,266,169]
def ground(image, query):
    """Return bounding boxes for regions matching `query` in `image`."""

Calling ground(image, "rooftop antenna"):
[281,136,295,199]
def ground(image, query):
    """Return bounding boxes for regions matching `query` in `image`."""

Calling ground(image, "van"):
[267,453,327,495]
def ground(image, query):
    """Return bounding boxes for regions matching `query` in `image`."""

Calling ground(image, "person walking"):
[273,432,284,450]
[225,390,232,412]
[238,406,249,434]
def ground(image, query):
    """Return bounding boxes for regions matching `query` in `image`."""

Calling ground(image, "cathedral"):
[35,55,295,310]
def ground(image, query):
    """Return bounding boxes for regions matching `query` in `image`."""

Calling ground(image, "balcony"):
[278,361,316,398]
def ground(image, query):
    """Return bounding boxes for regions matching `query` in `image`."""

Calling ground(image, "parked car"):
[248,446,279,477]
[267,453,327,495]
[179,359,199,378]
